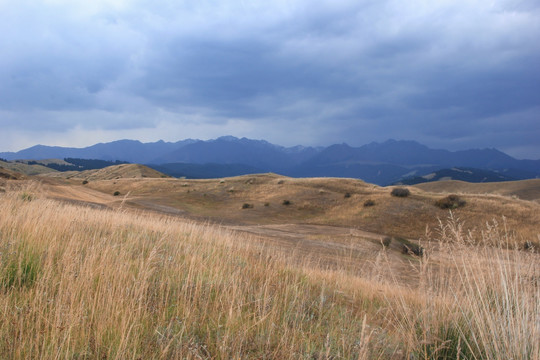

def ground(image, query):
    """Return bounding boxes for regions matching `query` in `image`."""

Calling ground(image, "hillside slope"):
[75,174,540,241]
[0,160,57,176]
[42,164,170,181]
[0,166,26,180]
[414,178,540,202]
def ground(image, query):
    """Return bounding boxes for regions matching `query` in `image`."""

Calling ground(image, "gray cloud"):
[0,0,539,158]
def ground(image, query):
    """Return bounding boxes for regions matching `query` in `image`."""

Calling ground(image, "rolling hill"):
[54,173,538,241]
[414,178,540,203]
[0,159,57,176]
[42,164,170,181]
[0,166,26,180]
[395,167,517,185]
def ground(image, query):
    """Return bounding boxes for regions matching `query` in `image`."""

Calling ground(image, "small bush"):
[277,180,284,185]
[113,191,121,196]
[363,199,375,207]
[344,192,351,198]
[435,194,466,209]
[522,240,538,253]
[20,192,33,201]
[394,237,424,257]
[282,200,291,206]
[82,180,88,185]
[264,202,270,207]
[382,237,392,248]
[241,203,253,209]
[391,187,410,198]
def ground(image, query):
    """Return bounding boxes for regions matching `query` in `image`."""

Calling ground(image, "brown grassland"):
[0,171,539,359]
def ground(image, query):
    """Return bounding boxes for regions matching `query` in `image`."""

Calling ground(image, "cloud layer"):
[1,0,539,158]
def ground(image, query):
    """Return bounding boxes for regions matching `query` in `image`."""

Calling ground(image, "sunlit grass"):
[0,184,538,359]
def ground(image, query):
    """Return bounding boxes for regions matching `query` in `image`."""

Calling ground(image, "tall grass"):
[386,214,540,359]
[0,186,538,359]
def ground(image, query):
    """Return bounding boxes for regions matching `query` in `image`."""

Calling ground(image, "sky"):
[1,0,539,158]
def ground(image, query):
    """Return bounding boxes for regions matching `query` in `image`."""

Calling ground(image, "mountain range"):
[2,137,539,185]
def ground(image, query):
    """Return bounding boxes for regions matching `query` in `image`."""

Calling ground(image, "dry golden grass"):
[42,163,169,181]
[0,182,538,359]
[0,166,26,180]
[58,173,540,242]
[0,160,55,176]
[415,178,540,203]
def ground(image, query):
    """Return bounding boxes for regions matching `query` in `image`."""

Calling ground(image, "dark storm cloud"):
[0,0,539,157]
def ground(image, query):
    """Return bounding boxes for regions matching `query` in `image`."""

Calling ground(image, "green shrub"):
[282,200,291,206]
[382,237,392,247]
[264,202,270,207]
[113,191,121,196]
[344,192,351,198]
[435,194,466,209]
[241,203,253,209]
[20,192,33,201]
[82,180,88,185]
[391,188,410,197]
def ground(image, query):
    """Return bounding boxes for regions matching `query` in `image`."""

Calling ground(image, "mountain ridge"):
[2,137,539,185]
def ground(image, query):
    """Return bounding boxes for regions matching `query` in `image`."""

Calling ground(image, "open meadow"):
[0,173,539,359]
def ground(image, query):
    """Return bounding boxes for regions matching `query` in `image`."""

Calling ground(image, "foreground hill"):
[42,164,170,181]
[0,176,538,358]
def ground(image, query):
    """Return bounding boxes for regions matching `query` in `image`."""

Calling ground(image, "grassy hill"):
[0,166,26,180]
[414,178,540,203]
[0,178,537,359]
[42,163,170,181]
[396,167,516,185]
[0,159,57,176]
[56,173,539,242]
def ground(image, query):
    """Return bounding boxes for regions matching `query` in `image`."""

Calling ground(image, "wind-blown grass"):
[0,185,538,359]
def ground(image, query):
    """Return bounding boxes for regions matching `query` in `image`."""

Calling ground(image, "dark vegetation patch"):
[391,187,410,198]
[394,237,424,257]
[435,194,466,209]
[363,199,375,207]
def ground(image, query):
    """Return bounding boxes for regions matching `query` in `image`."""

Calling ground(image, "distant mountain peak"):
[216,135,239,142]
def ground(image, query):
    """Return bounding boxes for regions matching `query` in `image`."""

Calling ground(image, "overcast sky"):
[1,0,539,158]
